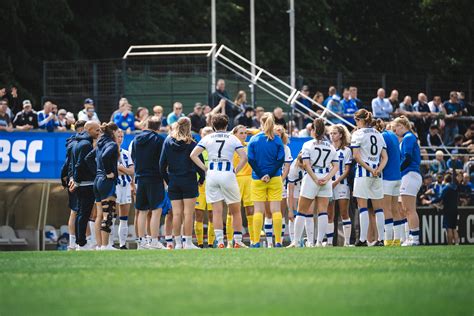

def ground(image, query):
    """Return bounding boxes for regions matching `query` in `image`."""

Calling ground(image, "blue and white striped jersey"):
[332,147,352,184]
[350,127,386,178]
[117,148,133,186]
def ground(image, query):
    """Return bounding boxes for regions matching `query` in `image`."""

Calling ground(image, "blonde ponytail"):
[261,112,275,140]
[171,117,194,144]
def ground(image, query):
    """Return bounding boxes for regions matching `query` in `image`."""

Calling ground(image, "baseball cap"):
[23,100,32,107]
[84,98,94,104]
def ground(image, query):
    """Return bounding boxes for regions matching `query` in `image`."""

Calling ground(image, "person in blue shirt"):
[393,116,422,246]
[442,91,461,145]
[371,88,393,120]
[37,101,60,132]
[113,108,135,132]
[327,95,344,124]
[341,89,358,126]
[93,122,120,250]
[167,102,185,126]
[247,113,285,247]
[322,86,337,107]
[377,121,402,245]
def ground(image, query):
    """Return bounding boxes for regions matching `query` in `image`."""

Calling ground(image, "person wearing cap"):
[78,98,100,123]
[13,100,38,130]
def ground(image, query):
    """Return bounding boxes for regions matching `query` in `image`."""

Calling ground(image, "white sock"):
[316,213,327,244]
[118,217,128,247]
[305,215,315,245]
[326,222,334,245]
[151,237,160,244]
[289,220,295,242]
[293,214,305,244]
[184,236,193,246]
[342,218,351,244]
[359,208,369,242]
[174,236,183,247]
[214,229,224,244]
[88,220,96,244]
[233,231,243,243]
[264,218,273,245]
[165,235,173,247]
[69,234,76,247]
[384,218,394,241]
[409,228,420,242]
[375,209,385,241]
[393,220,402,240]
[108,217,116,246]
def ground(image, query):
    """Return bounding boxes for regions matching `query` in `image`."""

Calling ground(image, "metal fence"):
[43,56,473,122]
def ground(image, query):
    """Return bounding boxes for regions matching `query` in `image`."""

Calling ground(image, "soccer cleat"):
[325,242,333,247]
[355,240,368,247]
[184,243,201,250]
[402,237,420,246]
[392,239,401,246]
[384,240,393,247]
[374,240,385,247]
[314,242,323,248]
[267,242,273,248]
[305,240,314,248]
[344,243,354,247]
[149,240,166,250]
[274,243,282,248]
[76,243,95,251]
[198,244,204,249]
[217,242,225,249]
[166,243,174,250]
[286,242,298,248]
[252,242,261,248]
[101,245,119,251]
[120,245,128,250]
[67,245,76,251]
[175,243,183,250]
[233,241,248,248]
[226,242,233,249]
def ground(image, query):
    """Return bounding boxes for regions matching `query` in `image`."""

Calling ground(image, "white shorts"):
[400,172,422,197]
[116,183,132,205]
[353,177,383,200]
[205,171,241,204]
[383,180,401,196]
[333,183,350,200]
[300,174,333,199]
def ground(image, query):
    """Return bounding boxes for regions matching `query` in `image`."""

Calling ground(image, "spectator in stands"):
[167,102,185,125]
[78,98,100,123]
[234,106,254,128]
[252,106,264,128]
[428,96,442,114]
[0,99,13,119]
[312,91,324,113]
[327,95,344,124]
[114,103,135,132]
[418,175,433,205]
[294,85,313,127]
[188,102,206,133]
[388,90,399,112]
[447,154,464,170]
[110,97,128,122]
[12,100,38,130]
[450,134,467,156]
[341,88,357,125]
[323,86,337,107]
[203,105,212,116]
[398,95,416,120]
[414,93,432,146]
[234,90,248,112]
[211,79,239,126]
[38,101,60,132]
[425,173,445,202]
[298,123,312,137]
[457,91,469,115]
[273,107,287,129]
[371,88,392,120]
[134,107,149,130]
[0,101,13,132]
[427,125,444,150]
[462,172,474,204]
[349,86,364,110]
[429,150,447,175]
[442,91,461,145]
[65,112,76,130]
[8,86,21,115]
[152,105,168,131]
[57,109,71,130]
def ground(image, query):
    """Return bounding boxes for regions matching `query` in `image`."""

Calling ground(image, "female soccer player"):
[247,113,285,248]
[190,114,248,248]
[115,129,134,249]
[288,118,339,248]
[351,109,388,247]
[377,121,402,246]
[393,116,422,246]
[94,122,120,250]
[327,124,352,246]
[160,117,204,249]
[226,125,255,247]
[286,152,304,244]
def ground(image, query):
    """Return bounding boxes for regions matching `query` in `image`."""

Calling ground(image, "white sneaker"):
[149,240,166,250]
[305,240,315,247]
[314,242,323,248]
[233,241,248,248]
[267,242,273,248]
[402,237,420,246]
[226,242,233,249]
[184,242,201,249]
[175,243,183,250]
[368,240,377,247]
[343,242,353,247]
[76,243,94,251]
[137,240,150,250]
[102,245,118,251]
[286,242,298,248]
[67,245,76,251]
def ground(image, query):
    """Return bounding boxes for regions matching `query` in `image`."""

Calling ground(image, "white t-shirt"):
[350,127,386,166]
[332,147,352,185]
[197,131,243,163]
[301,139,337,170]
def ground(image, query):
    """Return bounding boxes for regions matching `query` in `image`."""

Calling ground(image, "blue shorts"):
[93,176,116,202]
[135,180,165,211]
[161,191,172,216]
[68,190,79,212]
[167,178,198,201]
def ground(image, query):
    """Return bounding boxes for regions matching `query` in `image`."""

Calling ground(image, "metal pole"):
[289,0,295,89]
[211,0,216,93]
[250,0,256,106]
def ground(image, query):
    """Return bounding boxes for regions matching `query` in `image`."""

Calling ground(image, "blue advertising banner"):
[0,131,310,181]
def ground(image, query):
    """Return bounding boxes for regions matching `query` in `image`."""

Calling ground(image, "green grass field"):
[1,247,473,315]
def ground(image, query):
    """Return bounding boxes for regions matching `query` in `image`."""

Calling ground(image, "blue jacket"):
[247,132,285,180]
[431,183,458,212]
[71,131,96,183]
[400,131,421,176]
[61,134,77,186]
[131,130,164,182]
[95,135,118,179]
[382,130,401,181]
[159,136,205,185]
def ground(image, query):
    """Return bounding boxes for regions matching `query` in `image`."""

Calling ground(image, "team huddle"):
[63,108,422,251]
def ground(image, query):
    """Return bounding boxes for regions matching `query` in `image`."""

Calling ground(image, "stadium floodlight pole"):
[250,0,256,106]
[211,0,217,93]
[289,0,295,89]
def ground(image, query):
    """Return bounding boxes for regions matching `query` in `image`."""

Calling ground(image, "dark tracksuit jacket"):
[94,135,119,200]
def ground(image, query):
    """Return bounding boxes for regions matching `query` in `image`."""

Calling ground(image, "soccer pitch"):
[1,247,473,315]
